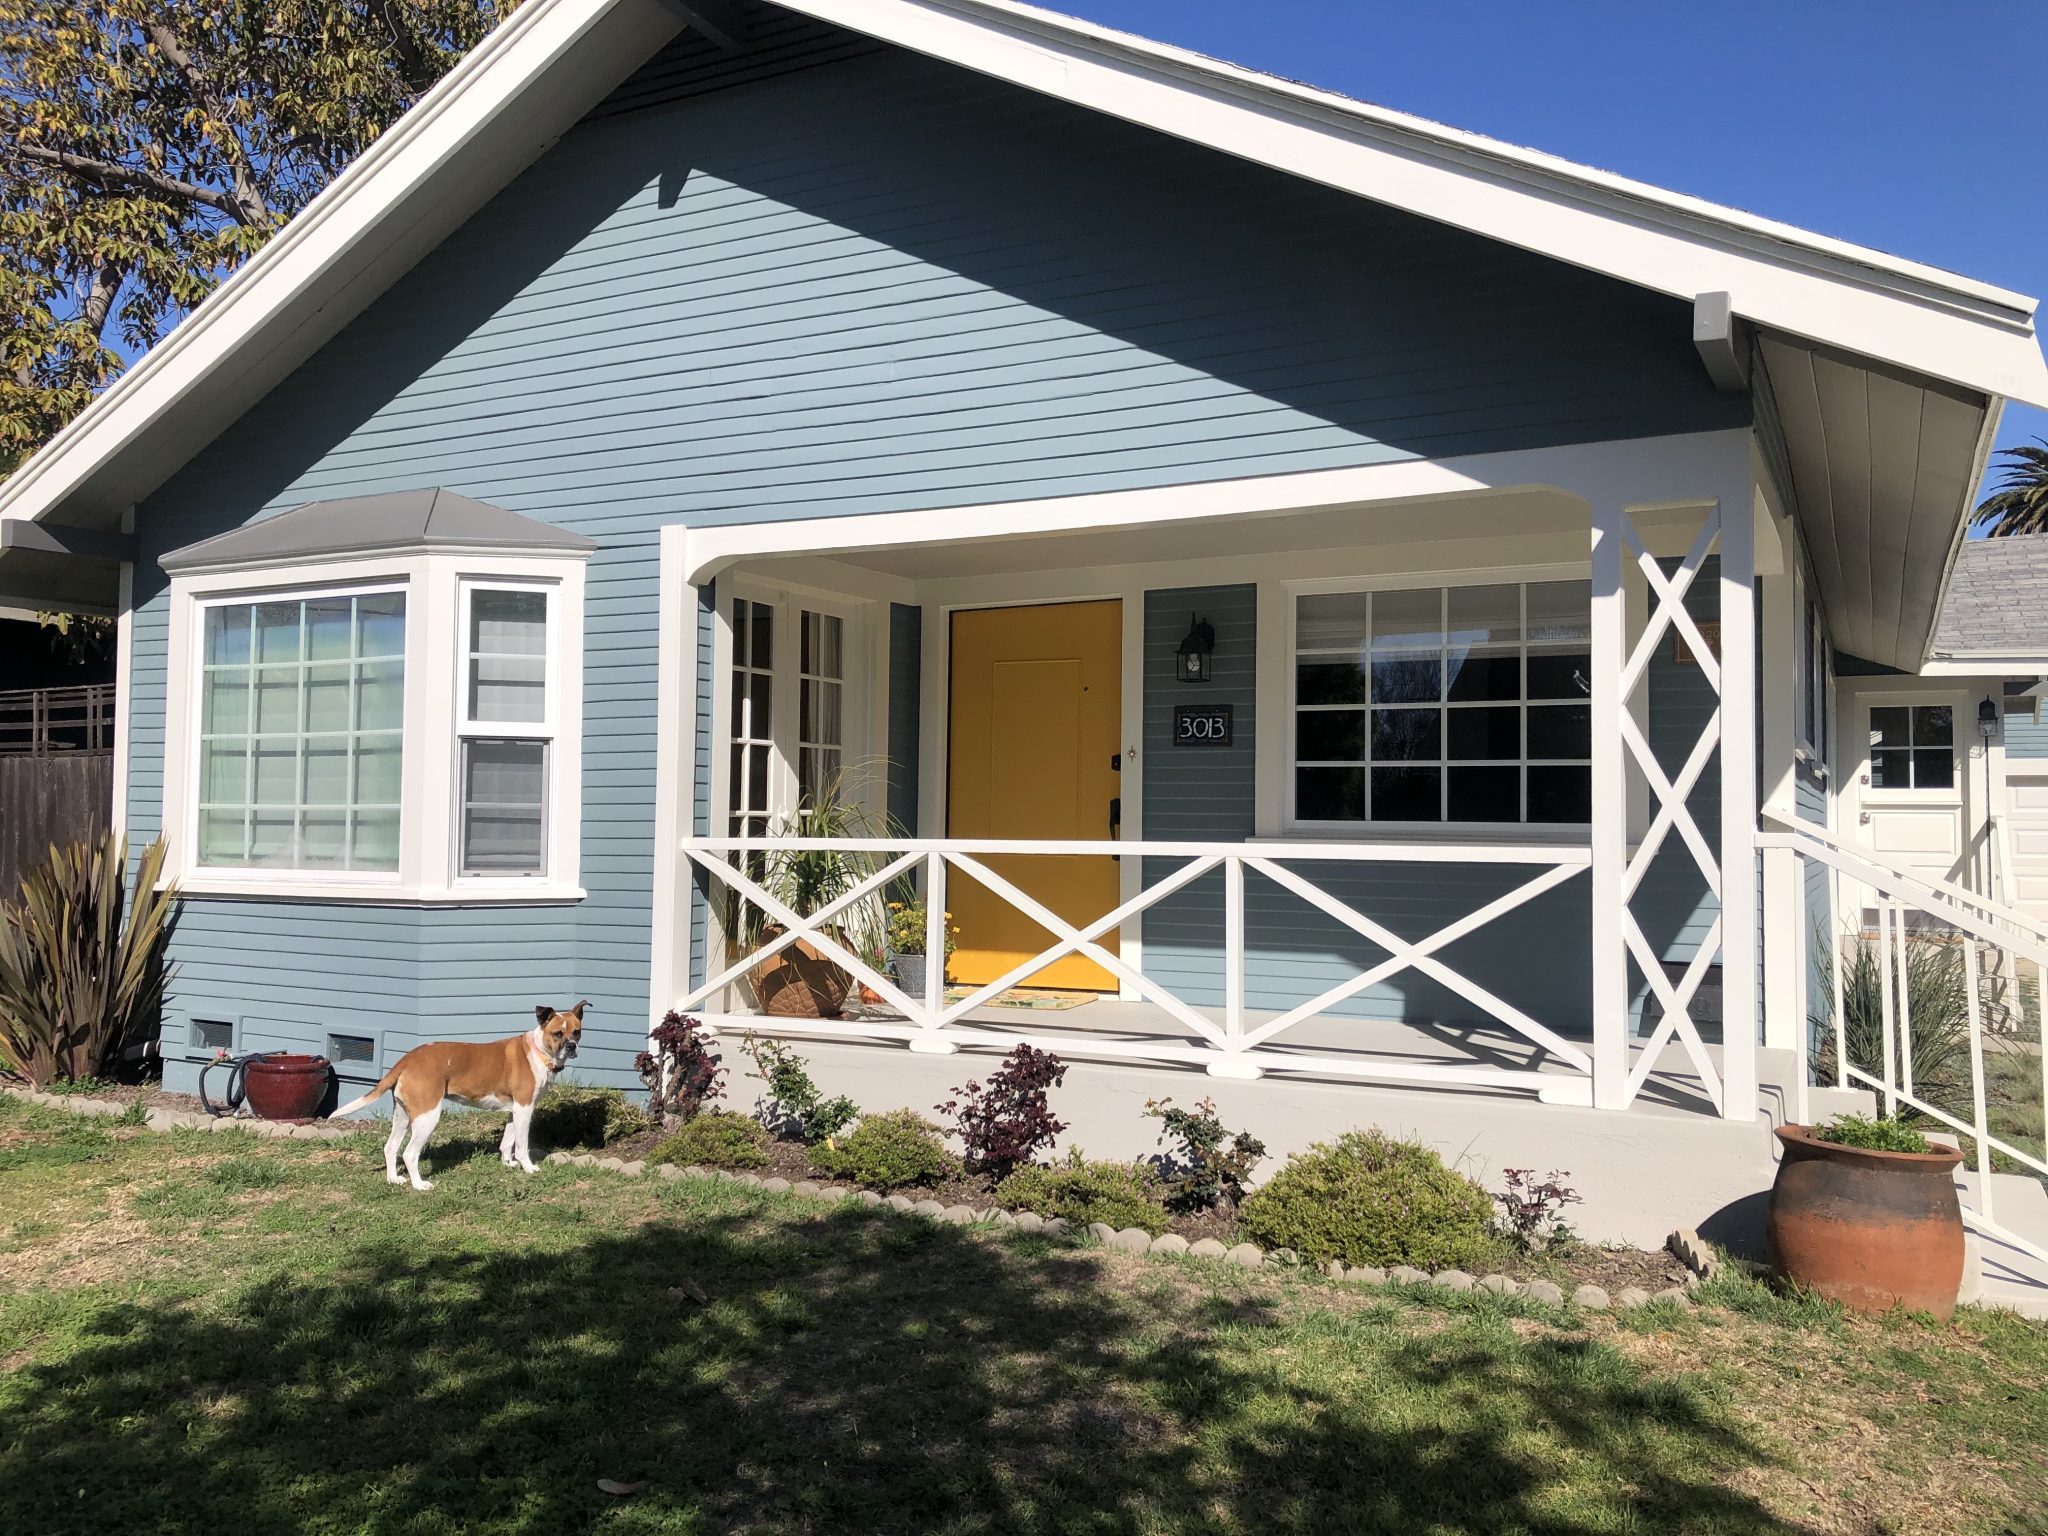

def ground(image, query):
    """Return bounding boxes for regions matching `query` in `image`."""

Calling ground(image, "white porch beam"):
[1759,501,1805,1056]
[680,431,1753,584]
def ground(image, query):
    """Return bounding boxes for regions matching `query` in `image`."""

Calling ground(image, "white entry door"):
[1850,692,1971,905]
[2006,771,2048,921]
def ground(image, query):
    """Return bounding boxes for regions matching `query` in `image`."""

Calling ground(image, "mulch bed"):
[20,1076,1692,1290]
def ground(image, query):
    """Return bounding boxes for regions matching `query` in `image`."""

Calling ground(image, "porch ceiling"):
[1758,332,1992,672]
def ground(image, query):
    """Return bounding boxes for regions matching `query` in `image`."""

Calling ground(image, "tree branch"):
[80,259,126,342]
[143,20,271,226]
[372,1,436,92]
[5,142,241,214]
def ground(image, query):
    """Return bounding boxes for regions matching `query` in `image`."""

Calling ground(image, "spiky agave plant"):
[1808,925,2003,1121]
[0,833,178,1088]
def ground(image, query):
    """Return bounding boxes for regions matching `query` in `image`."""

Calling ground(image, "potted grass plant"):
[742,774,889,1019]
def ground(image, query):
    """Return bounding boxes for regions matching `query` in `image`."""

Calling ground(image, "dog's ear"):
[535,1004,553,1025]
[571,1000,589,1018]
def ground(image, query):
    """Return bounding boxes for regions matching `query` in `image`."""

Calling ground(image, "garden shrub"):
[652,1108,770,1169]
[1812,1113,1935,1154]
[1144,1095,1265,1212]
[532,1085,648,1149]
[740,1032,857,1144]
[937,1044,1066,1180]
[810,1109,956,1189]
[994,1154,1170,1234]
[637,1011,725,1124]
[1237,1130,1495,1269]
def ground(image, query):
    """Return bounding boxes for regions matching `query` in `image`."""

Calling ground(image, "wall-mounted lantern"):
[1979,696,1999,739]
[1175,614,1216,684]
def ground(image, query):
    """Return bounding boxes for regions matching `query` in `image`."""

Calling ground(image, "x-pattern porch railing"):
[678,836,1596,1098]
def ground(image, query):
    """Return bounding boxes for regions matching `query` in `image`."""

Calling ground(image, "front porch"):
[657,432,1774,1133]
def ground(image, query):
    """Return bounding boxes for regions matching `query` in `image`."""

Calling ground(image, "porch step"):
[1957,1170,2048,1319]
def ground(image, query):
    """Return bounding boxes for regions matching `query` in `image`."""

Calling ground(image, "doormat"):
[943,987,1097,1012]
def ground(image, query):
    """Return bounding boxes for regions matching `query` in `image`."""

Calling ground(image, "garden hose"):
[198,1051,281,1118]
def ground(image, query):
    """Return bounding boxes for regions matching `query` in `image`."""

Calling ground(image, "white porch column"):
[1589,499,1631,1110]
[1758,513,1805,1058]
[1718,497,1761,1121]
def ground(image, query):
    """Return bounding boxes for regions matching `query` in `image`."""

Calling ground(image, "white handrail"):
[1763,817,2048,1279]
[676,834,1605,1101]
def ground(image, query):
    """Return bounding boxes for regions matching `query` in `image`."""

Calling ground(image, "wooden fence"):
[0,686,115,896]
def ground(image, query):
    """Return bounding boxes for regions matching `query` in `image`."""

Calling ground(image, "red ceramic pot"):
[243,1054,332,1121]
[1766,1125,1965,1319]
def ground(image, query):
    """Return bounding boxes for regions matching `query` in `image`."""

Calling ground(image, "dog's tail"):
[331,1061,404,1120]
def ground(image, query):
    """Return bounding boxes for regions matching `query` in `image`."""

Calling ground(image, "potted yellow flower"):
[885,899,958,1002]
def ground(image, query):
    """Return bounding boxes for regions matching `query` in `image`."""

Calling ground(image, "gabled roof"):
[158,489,597,572]
[1,0,2043,630]
[1931,535,2048,662]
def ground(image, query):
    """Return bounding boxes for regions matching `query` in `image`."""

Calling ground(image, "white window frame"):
[1795,559,1832,779]
[162,549,585,903]
[1278,566,1593,840]
[453,576,563,887]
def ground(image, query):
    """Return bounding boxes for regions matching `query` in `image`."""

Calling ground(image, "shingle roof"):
[159,488,597,571]
[1930,534,2048,656]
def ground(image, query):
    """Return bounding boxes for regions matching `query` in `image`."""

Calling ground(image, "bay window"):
[164,542,586,902]
[1290,578,1592,828]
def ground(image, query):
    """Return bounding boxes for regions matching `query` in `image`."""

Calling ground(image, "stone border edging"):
[544,1150,1700,1313]
[0,1083,356,1140]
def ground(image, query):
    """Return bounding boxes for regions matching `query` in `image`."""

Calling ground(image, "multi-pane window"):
[1292,580,1592,825]
[799,610,845,802]
[197,591,405,870]
[1869,705,1954,790]
[729,596,775,839]
[458,585,552,874]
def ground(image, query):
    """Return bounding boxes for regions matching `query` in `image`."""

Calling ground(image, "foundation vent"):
[189,1019,233,1053]
[325,1033,377,1066]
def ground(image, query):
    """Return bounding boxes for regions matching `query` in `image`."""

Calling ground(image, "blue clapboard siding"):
[129,24,1745,1089]
[887,603,921,835]
[2007,704,2048,758]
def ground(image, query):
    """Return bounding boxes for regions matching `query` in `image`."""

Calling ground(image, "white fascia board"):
[1920,657,2048,678]
[0,0,681,533]
[778,0,2048,408]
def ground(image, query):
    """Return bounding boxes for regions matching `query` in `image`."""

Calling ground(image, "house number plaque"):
[1174,704,1234,747]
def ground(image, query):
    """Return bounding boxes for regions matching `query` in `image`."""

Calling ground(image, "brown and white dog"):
[331,1002,587,1190]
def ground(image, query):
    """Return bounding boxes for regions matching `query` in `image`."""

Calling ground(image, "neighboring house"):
[0,0,2044,1277]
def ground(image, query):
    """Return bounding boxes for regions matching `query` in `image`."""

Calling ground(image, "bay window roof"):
[159,488,597,573]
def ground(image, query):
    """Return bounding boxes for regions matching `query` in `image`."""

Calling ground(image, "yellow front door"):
[947,601,1123,991]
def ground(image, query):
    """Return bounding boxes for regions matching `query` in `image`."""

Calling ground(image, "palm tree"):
[1974,438,2048,536]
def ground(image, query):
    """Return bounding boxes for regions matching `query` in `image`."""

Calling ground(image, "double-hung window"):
[458,583,555,876]
[1290,579,1592,828]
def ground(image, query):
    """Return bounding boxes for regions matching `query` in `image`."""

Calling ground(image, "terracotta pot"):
[243,1053,332,1121]
[1766,1124,1965,1319]
[748,927,852,1018]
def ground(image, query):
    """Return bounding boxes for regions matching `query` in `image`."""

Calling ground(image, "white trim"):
[161,547,587,903]
[111,552,134,838]
[773,0,2048,407]
[683,432,1755,584]
[648,527,694,1028]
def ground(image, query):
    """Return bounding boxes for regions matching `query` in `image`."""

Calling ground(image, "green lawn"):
[2,1098,2045,1536]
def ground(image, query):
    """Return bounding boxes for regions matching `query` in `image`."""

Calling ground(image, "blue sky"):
[1064,0,2048,494]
